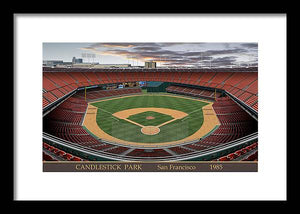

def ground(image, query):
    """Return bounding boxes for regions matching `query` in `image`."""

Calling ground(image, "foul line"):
[123,118,144,128]
[181,108,203,122]
[94,106,119,122]
[157,118,178,128]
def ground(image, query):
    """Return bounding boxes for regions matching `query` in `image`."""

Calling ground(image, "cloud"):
[209,56,237,65]
[203,48,248,56]
[240,43,258,49]
[133,46,162,51]
[79,43,257,67]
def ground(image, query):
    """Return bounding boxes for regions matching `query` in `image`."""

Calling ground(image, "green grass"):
[91,95,208,143]
[128,111,174,127]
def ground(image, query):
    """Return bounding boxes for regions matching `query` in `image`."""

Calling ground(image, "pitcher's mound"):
[146,116,155,120]
[141,126,160,135]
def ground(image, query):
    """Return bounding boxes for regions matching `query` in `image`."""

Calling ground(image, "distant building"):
[145,61,156,68]
[76,58,83,63]
[43,60,64,67]
[72,57,83,64]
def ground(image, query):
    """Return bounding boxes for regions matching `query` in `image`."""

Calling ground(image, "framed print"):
[14,13,287,201]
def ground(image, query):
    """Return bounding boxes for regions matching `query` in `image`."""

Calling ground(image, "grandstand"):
[43,67,258,162]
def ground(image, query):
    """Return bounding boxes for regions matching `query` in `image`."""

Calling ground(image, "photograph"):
[42,42,258,172]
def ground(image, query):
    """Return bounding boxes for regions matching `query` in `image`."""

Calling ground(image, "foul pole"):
[214,88,216,101]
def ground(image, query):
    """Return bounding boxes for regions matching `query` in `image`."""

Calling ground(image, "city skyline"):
[43,42,258,68]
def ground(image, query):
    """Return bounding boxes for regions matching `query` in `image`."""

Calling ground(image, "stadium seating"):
[73,87,142,101]
[43,87,144,158]
[43,142,84,161]
[44,92,257,159]
[168,146,193,155]
[216,142,258,161]
[180,96,257,153]
[126,149,172,157]
[43,69,258,161]
[166,85,221,99]
[43,71,257,111]
[44,94,257,160]
[242,151,258,161]
[105,146,129,155]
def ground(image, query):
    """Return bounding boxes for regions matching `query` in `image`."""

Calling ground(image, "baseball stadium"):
[42,67,258,162]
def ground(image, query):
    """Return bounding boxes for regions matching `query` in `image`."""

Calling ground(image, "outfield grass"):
[90,95,208,143]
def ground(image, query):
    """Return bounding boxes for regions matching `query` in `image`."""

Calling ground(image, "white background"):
[14,14,286,200]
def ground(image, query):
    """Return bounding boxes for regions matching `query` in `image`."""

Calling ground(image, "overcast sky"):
[43,42,258,68]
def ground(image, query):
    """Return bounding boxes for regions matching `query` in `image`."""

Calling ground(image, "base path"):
[83,95,220,148]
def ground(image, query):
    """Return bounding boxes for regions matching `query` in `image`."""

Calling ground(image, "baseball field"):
[83,93,220,147]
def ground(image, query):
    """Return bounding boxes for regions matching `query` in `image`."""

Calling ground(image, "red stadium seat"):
[234,150,243,157]
[71,156,82,161]
[227,153,237,160]
[64,153,73,160]
[218,156,229,161]
[57,151,66,157]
